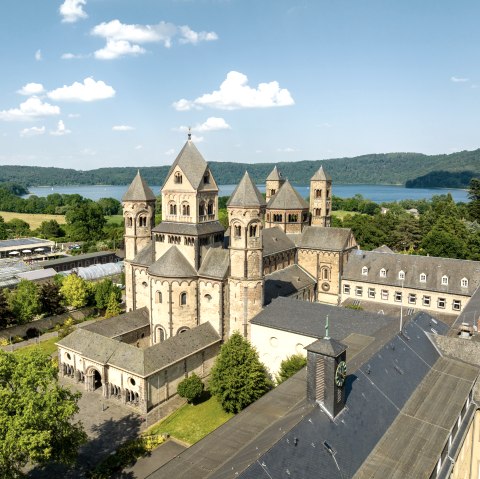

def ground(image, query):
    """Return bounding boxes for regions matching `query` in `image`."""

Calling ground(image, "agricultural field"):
[0,211,66,229]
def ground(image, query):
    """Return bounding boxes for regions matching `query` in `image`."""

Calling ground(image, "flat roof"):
[0,237,54,251]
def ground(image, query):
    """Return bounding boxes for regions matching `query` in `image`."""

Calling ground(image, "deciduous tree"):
[60,274,89,309]
[177,373,204,404]
[0,350,87,476]
[209,332,272,413]
[276,354,307,384]
[104,291,122,319]
[8,280,41,324]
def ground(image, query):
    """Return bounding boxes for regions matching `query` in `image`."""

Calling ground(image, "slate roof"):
[306,337,347,357]
[298,226,355,251]
[82,307,149,338]
[264,265,316,304]
[227,171,266,208]
[372,244,394,253]
[266,166,284,181]
[262,227,296,257]
[163,140,215,190]
[131,242,154,267]
[40,251,117,268]
[238,314,469,479]
[16,268,57,281]
[251,296,395,339]
[58,322,221,377]
[148,246,197,278]
[311,165,331,181]
[122,170,156,202]
[198,248,230,279]
[152,221,224,236]
[343,249,480,296]
[452,285,480,328]
[266,179,309,210]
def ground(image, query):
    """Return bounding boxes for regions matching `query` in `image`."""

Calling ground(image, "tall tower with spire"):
[227,172,266,338]
[265,166,285,202]
[310,165,332,227]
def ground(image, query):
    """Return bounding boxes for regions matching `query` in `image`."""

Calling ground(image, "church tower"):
[227,172,266,338]
[265,166,285,202]
[310,166,332,227]
[122,170,156,262]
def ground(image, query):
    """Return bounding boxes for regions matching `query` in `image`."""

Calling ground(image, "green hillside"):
[1,148,479,187]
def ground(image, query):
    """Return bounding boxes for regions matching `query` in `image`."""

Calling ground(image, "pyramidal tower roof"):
[122,170,156,202]
[227,171,267,208]
[311,165,332,181]
[163,139,211,190]
[266,166,284,182]
[267,179,308,210]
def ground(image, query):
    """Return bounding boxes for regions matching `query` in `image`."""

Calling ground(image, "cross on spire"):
[188,127,192,141]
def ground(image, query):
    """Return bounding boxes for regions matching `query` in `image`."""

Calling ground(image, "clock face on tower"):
[335,361,347,387]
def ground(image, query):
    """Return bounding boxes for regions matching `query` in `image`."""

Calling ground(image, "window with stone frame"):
[461,278,468,288]
[234,224,242,238]
[381,289,388,300]
[180,292,187,306]
[437,297,446,309]
[420,273,427,283]
[249,224,258,237]
[408,293,417,304]
[362,266,368,276]
[169,203,177,215]
[452,299,462,311]
[343,284,351,294]
[380,268,387,278]
[155,291,162,303]
[422,295,431,306]
[355,286,363,296]
[174,172,183,184]
[441,275,448,286]
[368,288,375,298]
[394,291,402,302]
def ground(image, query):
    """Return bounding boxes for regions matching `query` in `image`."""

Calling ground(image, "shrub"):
[177,373,204,404]
[276,354,307,384]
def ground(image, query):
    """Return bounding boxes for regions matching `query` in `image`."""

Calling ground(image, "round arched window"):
[129,377,136,386]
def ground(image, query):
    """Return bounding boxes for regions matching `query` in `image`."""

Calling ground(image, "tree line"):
[1,148,479,187]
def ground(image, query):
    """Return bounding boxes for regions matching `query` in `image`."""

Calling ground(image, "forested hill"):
[1,148,479,187]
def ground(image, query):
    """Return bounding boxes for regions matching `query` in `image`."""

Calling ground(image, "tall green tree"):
[94,279,121,310]
[209,332,272,413]
[60,274,89,309]
[0,216,7,240]
[104,291,122,319]
[37,219,65,239]
[8,280,41,324]
[0,350,87,476]
[65,201,106,241]
[468,177,480,221]
[39,282,65,317]
[5,218,30,238]
[0,289,13,328]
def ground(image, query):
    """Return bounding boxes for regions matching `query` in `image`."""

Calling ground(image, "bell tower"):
[227,171,266,338]
[265,166,285,202]
[310,165,332,227]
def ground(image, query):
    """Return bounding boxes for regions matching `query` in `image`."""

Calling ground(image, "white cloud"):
[451,76,469,83]
[0,97,60,121]
[61,52,89,60]
[91,19,218,59]
[135,144,143,150]
[178,25,218,45]
[173,71,294,111]
[191,134,204,143]
[179,117,230,133]
[60,0,87,23]
[68,113,80,118]
[47,77,115,102]
[20,126,45,137]
[17,83,45,96]
[165,148,175,156]
[35,49,42,61]
[50,120,71,136]
[277,147,296,153]
[112,125,135,131]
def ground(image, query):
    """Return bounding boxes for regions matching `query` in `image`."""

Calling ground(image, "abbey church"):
[57,137,480,416]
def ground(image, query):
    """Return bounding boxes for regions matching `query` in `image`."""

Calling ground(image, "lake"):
[25,184,469,204]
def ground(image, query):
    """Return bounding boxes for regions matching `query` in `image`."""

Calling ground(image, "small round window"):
[142,281,148,288]
[65,352,71,360]
[270,337,278,348]
[129,377,136,386]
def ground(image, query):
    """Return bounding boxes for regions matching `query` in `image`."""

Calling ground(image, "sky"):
[0,0,479,170]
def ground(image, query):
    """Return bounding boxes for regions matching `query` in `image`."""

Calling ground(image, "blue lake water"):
[25,184,469,204]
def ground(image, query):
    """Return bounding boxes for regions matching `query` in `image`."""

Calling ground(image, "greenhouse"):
[75,262,124,281]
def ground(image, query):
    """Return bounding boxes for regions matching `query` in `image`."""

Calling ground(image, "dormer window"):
[174,172,182,184]
[362,266,368,276]
[398,270,405,281]
[380,268,387,278]
[441,275,449,286]
[461,278,468,288]
[420,273,426,283]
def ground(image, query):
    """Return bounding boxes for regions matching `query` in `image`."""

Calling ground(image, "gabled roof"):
[262,227,296,257]
[266,179,308,210]
[266,166,284,181]
[198,248,230,279]
[372,245,394,254]
[311,165,331,181]
[131,242,155,267]
[122,170,156,202]
[264,265,316,304]
[298,226,355,251]
[227,171,266,208]
[148,246,197,278]
[163,140,213,190]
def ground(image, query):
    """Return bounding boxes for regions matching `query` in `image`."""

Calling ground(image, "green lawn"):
[12,336,59,358]
[147,395,233,445]
[105,215,123,225]
[332,210,361,220]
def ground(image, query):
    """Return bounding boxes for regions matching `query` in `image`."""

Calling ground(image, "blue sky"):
[0,0,479,170]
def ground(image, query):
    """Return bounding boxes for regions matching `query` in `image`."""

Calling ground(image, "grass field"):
[147,395,233,445]
[331,210,360,220]
[12,336,59,358]
[0,211,66,229]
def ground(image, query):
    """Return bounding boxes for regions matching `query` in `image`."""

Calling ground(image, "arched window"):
[203,172,210,184]
[138,216,147,227]
[441,275,448,286]
[174,172,182,184]
[249,224,258,237]
[127,217,133,227]
[156,326,165,343]
[288,214,298,222]
[234,224,242,238]
[182,203,190,216]
[199,202,206,217]
[270,189,276,197]
[380,268,387,278]
[169,203,177,215]
[180,292,187,306]
[207,201,214,215]
[177,327,190,334]
[204,294,212,302]
[315,189,322,198]
[420,273,427,283]
[322,268,329,280]
[398,270,405,280]
[362,266,368,276]
[155,291,162,303]
[461,278,468,288]
[314,208,321,216]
